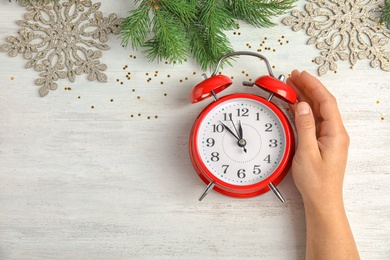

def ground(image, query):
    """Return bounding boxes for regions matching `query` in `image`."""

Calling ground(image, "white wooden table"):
[0,1,389,259]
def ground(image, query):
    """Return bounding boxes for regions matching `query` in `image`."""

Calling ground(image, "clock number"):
[253,165,261,175]
[264,154,271,163]
[265,123,273,132]
[256,113,261,121]
[211,152,219,162]
[237,169,246,179]
[237,108,249,117]
[269,139,278,148]
[223,113,232,121]
[222,165,229,174]
[212,124,224,133]
[206,138,215,147]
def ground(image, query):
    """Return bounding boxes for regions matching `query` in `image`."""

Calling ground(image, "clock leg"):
[199,181,215,201]
[268,182,285,203]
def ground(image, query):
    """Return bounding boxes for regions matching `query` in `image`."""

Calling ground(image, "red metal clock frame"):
[189,93,295,198]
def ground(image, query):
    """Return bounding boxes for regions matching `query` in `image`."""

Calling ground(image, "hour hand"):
[238,120,243,139]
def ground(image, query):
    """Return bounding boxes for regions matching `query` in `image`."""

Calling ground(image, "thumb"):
[294,102,318,152]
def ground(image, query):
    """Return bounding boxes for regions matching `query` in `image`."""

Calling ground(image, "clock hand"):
[220,121,247,153]
[220,121,239,140]
[236,120,247,153]
[230,117,240,139]
[238,120,243,139]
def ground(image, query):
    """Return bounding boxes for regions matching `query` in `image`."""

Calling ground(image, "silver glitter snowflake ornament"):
[282,0,390,76]
[0,0,123,96]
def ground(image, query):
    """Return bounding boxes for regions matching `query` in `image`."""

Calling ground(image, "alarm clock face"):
[194,94,289,186]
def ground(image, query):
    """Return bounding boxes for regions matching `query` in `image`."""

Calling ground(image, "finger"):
[299,71,344,128]
[287,70,311,104]
[294,102,320,155]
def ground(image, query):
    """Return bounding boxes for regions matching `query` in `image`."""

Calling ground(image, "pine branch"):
[192,0,235,68]
[381,0,390,30]
[224,0,296,27]
[119,0,297,70]
[144,8,191,63]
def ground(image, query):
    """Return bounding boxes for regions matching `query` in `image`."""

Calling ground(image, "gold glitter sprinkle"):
[160,81,164,85]
[381,116,385,121]
[110,99,113,102]
[132,89,135,92]
[167,74,171,78]
[137,96,140,99]
[155,116,158,119]
[77,96,81,99]
[138,113,141,117]
[11,76,15,80]
[164,93,167,96]
[91,106,94,109]
[147,116,151,119]
[376,100,380,104]
[193,72,196,75]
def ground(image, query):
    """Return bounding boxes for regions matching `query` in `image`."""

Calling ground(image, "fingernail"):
[297,102,310,116]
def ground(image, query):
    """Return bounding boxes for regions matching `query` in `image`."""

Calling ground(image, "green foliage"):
[120,0,296,70]
[381,0,390,30]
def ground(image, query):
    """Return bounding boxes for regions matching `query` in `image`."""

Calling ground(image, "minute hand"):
[219,121,239,140]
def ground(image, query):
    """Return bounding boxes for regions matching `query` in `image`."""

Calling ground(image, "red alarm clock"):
[189,51,297,202]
